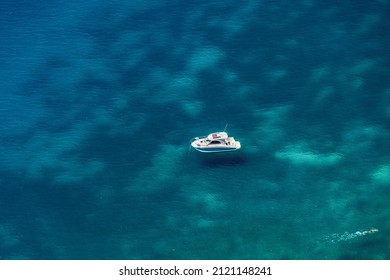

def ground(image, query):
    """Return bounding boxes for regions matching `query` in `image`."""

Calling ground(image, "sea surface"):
[0,0,389,259]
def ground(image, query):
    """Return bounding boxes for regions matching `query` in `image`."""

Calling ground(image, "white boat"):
[190,131,241,153]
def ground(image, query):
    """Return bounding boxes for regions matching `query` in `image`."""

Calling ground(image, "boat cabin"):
[207,132,228,141]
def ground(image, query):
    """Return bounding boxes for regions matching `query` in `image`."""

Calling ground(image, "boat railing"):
[190,135,207,142]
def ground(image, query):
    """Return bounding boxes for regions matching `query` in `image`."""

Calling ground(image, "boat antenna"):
[223,123,228,132]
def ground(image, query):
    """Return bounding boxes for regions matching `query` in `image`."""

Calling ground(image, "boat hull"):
[192,146,240,153]
[191,139,241,153]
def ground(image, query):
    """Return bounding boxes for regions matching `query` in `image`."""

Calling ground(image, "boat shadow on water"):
[196,152,247,168]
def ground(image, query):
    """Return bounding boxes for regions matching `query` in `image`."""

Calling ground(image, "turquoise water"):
[0,0,389,259]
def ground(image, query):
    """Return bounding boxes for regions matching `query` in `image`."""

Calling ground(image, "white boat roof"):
[207,132,228,140]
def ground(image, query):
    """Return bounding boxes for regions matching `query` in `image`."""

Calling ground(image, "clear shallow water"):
[0,0,389,259]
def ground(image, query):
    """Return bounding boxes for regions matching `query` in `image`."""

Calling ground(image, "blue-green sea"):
[0,0,389,259]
